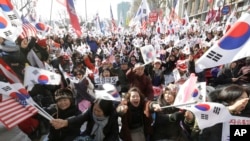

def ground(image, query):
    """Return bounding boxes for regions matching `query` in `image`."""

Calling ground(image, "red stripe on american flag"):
[112,20,117,32]
[0,98,37,129]
[20,23,37,38]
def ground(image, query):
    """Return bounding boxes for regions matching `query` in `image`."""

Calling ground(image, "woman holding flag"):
[148,86,195,141]
[199,84,250,141]
[46,87,82,141]
[50,98,120,141]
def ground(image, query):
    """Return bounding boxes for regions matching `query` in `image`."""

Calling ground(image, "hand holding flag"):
[183,102,232,129]
[0,82,54,129]
[174,73,198,105]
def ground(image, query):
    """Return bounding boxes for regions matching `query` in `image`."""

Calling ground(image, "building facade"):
[182,0,249,22]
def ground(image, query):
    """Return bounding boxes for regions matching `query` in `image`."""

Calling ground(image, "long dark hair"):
[212,84,249,106]
[95,99,114,117]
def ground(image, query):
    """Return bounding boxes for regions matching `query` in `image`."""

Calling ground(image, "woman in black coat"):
[50,98,120,141]
[149,87,194,141]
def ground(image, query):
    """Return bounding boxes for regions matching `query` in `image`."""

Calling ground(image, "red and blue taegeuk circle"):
[0,16,7,29]
[35,22,46,31]
[195,103,210,111]
[37,75,49,84]
[192,89,199,98]
[219,22,250,50]
[0,1,13,12]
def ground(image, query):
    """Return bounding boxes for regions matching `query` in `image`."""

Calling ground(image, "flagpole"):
[48,0,54,48]
[85,0,87,21]
[160,101,197,109]
[49,0,54,27]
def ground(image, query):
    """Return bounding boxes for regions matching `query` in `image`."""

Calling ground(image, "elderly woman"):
[126,63,154,100]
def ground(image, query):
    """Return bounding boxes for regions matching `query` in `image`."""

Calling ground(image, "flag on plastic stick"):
[0,96,37,129]
[0,82,53,128]
[183,102,232,129]
[196,12,250,70]
[192,82,207,103]
[174,73,197,105]
[12,83,54,120]
[140,45,156,65]
[0,82,38,129]
[24,66,61,87]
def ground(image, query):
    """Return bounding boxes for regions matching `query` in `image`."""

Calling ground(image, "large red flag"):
[66,0,82,37]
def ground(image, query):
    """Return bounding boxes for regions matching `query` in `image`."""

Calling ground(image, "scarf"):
[91,113,109,141]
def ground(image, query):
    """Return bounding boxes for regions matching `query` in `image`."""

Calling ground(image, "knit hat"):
[54,88,73,102]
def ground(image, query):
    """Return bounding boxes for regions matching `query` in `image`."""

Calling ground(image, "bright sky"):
[37,0,131,21]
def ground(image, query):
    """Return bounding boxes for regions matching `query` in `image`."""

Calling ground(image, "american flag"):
[20,15,37,38]
[0,82,38,129]
[110,4,117,32]
[0,97,38,129]
[141,17,147,32]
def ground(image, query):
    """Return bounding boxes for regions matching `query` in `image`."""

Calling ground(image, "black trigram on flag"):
[206,50,223,62]
[213,106,221,115]
[3,30,12,36]
[7,14,18,20]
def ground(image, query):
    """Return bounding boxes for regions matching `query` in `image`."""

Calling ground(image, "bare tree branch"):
[19,0,32,12]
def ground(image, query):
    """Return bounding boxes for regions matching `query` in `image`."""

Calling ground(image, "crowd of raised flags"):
[0,0,250,140]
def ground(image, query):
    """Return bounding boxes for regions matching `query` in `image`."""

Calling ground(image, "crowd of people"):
[0,19,250,141]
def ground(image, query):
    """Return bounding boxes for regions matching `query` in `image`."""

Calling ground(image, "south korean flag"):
[195,12,250,71]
